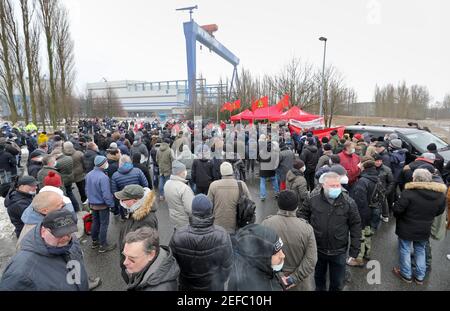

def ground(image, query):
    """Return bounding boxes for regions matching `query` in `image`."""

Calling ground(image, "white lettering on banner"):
[66,260,81,285]
[366,260,381,285]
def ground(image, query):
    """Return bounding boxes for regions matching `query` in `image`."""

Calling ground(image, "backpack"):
[236,181,256,229]
[368,178,385,209]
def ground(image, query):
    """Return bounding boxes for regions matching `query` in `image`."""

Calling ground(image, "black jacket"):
[228,224,283,291]
[376,164,395,195]
[27,160,43,179]
[192,159,213,188]
[393,181,447,241]
[170,214,233,291]
[134,162,152,189]
[4,190,34,237]
[83,149,100,174]
[0,150,17,175]
[300,145,320,174]
[378,150,391,169]
[350,167,379,227]
[430,150,445,174]
[298,189,361,258]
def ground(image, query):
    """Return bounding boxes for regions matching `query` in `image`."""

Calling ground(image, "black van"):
[344,125,450,165]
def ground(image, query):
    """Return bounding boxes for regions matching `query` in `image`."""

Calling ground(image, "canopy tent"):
[269,106,320,122]
[230,109,254,121]
[251,105,283,120]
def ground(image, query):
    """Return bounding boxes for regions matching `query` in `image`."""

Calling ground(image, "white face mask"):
[28,191,36,196]
[272,261,284,272]
[120,201,129,209]
[104,163,109,170]
[300,166,306,173]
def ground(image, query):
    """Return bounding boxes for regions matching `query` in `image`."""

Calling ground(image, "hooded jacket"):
[0,224,88,291]
[63,144,85,183]
[277,147,295,182]
[177,145,195,180]
[54,153,74,186]
[156,143,174,177]
[286,169,309,209]
[5,190,34,237]
[393,181,447,241]
[228,224,283,291]
[300,145,320,174]
[170,214,233,291]
[131,141,149,159]
[119,189,158,282]
[106,152,120,179]
[350,166,379,227]
[111,163,148,194]
[126,246,179,291]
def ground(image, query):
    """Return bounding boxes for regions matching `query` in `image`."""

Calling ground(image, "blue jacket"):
[0,224,89,291]
[21,201,75,225]
[111,163,148,193]
[85,167,115,207]
[117,141,130,156]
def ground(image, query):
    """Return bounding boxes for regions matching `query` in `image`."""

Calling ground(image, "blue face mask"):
[327,187,342,199]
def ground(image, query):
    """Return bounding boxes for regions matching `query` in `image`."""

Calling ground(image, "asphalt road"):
[79,170,450,291]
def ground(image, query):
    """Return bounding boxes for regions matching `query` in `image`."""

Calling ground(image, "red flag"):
[220,102,232,112]
[233,99,241,110]
[276,94,290,110]
[251,96,269,111]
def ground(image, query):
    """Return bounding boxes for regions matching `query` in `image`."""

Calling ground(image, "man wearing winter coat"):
[392,168,447,285]
[130,138,149,160]
[0,144,17,177]
[52,147,78,212]
[338,141,361,187]
[300,138,320,191]
[298,172,361,291]
[228,224,285,291]
[262,190,317,291]
[5,176,38,237]
[36,155,61,190]
[207,162,251,234]
[286,159,309,210]
[164,161,195,229]
[63,141,87,203]
[123,227,180,291]
[374,153,395,222]
[191,147,214,194]
[258,135,280,201]
[0,210,89,291]
[115,185,158,282]
[170,194,233,291]
[348,157,380,267]
[83,142,101,174]
[156,139,174,200]
[277,142,295,190]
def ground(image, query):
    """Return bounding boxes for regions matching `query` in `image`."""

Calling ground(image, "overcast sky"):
[62,0,450,103]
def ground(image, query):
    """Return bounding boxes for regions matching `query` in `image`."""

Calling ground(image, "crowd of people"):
[0,118,449,291]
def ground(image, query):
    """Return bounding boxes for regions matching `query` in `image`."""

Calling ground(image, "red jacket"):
[339,152,361,186]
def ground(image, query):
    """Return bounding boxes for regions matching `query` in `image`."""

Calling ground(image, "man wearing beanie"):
[207,161,251,234]
[348,156,381,267]
[85,155,116,253]
[427,143,444,173]
[261,190,317,291]
[170,194,232,291]
[164,160,195,229]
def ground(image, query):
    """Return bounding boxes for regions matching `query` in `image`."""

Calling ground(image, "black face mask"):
[46,239,73,256]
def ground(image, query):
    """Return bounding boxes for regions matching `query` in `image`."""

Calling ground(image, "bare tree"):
[54,5,75,127]
[0,0,18,123]
[3,0,30,123]
[20,0,38,124]
[38,0,58,129]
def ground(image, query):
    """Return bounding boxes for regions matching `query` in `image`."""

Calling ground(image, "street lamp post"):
[319,36,327,117]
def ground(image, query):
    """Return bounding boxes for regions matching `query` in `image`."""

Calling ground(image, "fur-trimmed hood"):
[405,182,448,194]
[132,189,157,221]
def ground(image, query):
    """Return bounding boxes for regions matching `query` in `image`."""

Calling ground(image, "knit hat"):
[94,155,107,167]
[220,161,234,176]
[191,194,213,217]
[43,171,62,188]
[421,153,436,163]
[389,139,402,149]
[277,190,298,211]
[63,141,75,152]
[329,164,347,176]
[172,160,186,175]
